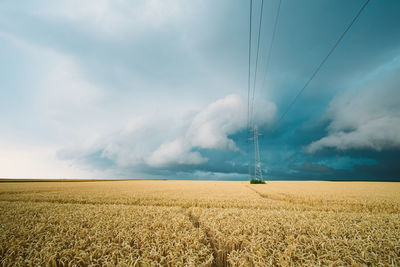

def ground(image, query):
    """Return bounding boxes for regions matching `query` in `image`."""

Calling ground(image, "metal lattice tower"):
[249,125,263,181]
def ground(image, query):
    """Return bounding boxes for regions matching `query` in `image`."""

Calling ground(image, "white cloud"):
[186,94,246,151]
[65,94,275,169]
[99,117,175,167]
[307,117,400,153]
[146,139,207,167]
[187,94,275,150]
[307,59,400,153]
[147,94,276,167]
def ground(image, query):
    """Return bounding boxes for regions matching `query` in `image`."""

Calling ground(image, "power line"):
[246,0,253,131]
[247,0,253,179]
[276,0,370,126]
[261,0,282,89]
[250,0,264,127]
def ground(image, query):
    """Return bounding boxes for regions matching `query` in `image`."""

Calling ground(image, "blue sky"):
[1,0,399,180]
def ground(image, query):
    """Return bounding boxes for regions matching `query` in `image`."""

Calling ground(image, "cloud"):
[147,94,276,167]
[61,94,276,171]
[99,117,179,167]
[187,94,247,151]
[188,94,276,150]
[2,31,277,176]
[146,139,208,167]
[307,117,400,153]
[307,56,400,153]
[58,116,173,169]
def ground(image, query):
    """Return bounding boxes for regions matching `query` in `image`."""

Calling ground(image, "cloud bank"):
[307,58,400,153]
[59,94,276,173]
[147,94,276,167]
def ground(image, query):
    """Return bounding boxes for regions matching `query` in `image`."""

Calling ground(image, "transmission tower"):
[249,125,264,182]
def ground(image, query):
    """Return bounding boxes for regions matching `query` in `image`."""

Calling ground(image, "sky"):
[0,0,399,180]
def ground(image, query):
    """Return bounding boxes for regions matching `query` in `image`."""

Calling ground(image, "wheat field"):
[0,180,399,266]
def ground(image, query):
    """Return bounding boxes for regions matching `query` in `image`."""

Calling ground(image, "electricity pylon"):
[248,124,264,182]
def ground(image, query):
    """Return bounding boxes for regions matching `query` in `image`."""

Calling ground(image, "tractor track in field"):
[185,208,230,267]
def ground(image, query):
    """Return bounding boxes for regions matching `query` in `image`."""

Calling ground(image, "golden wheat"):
[0,202,213,266]
[1,180,399,266]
